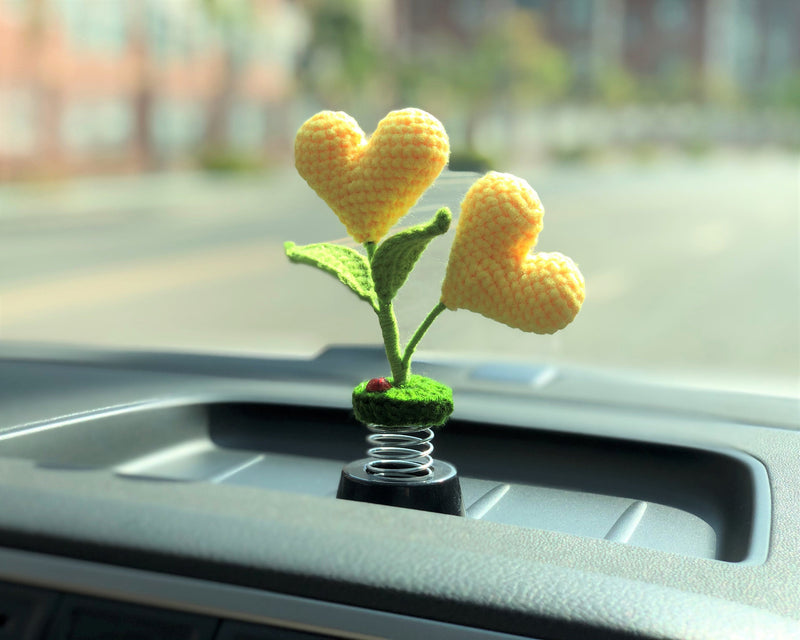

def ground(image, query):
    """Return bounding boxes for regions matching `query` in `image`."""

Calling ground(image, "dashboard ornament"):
[287,108,584,516]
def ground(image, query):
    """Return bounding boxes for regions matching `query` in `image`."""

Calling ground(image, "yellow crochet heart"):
[294,109,450,243]
[441,172,585,334]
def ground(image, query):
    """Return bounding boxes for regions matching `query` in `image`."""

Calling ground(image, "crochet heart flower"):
[294,109,450,243]
[440,172,585,334]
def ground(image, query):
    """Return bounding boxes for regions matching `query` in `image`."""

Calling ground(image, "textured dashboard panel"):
[0,347,798,640]
[0,399,762,560]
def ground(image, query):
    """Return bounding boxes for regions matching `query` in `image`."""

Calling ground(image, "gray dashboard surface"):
[0,344,799,639]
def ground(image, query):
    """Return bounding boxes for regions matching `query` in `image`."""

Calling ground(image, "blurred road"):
[0,154,798,395]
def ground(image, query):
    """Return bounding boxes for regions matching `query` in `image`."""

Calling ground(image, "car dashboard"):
[0,343,798,639]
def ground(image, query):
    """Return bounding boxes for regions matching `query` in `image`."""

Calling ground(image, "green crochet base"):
[352,375,454,429]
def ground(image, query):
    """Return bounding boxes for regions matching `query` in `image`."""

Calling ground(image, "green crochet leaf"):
[284,241,378,310]
[371,207,451,303]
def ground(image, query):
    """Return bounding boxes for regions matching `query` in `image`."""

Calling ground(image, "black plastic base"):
[336,459,464,516]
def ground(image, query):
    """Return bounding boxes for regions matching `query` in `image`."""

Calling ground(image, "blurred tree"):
[408,8,569,151]
[200,0,254,151]
[24,0,62,169]
[296,0,379,110]
[130,2,156,169]
[595,66,638,106]
[658,61,699,104]
[704,73,743,108]
[766,74,800,111]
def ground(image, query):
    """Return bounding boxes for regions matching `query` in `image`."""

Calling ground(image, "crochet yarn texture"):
[352,375,454,428]
[441,172,585,334]
[294,109,450,243]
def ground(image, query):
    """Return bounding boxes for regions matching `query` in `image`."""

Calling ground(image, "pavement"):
[0,153,798,396]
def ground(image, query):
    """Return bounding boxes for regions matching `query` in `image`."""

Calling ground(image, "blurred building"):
[394,0,512,45]
[2,0,798,180]
[395,0,800,101]
[536,0,800,100]
[0,0,308,179]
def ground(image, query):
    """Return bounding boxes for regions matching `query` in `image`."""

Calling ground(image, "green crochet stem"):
[365,242,447,386]
[400,302,447,381]
[376,298,405,384]
[365,242,402,384]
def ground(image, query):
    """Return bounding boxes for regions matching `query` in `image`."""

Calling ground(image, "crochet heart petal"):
[441,172,585,334]
[294,109,450,243]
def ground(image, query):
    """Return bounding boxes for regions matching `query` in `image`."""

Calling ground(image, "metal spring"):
[364,427,434,482]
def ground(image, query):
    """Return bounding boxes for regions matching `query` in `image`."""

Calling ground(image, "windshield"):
[0,0,798,397]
